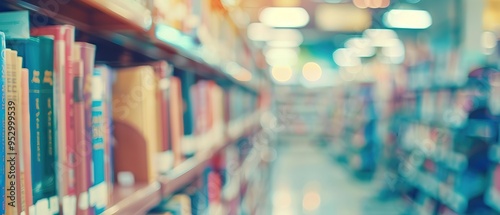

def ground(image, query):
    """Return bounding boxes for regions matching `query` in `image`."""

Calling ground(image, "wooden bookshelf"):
[101,183,162,215]
[160,112,262,197]
[1,0,264,93]
[95,112,262,214]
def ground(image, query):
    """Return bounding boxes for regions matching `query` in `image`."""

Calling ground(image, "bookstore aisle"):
[265,137,408,215]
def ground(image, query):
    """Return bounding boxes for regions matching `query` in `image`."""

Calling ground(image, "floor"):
[265,138,408,215]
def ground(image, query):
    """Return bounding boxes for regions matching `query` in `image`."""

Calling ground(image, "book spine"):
[72,59,89,215]
[20,67,33,215]
[63,29,76,214]
[5,49,20,215]
[90,67,106,214]
[38,37,57,215]
[31,26,69,215]
[0,32,5,215]
[101,66,114,198]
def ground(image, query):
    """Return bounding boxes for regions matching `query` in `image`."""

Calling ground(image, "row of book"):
[0,11,259,215]
[147,136,268,215]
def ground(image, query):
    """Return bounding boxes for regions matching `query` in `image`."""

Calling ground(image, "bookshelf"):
[0,0,270,214]
[97,112,263,214]
[1,0,268,93]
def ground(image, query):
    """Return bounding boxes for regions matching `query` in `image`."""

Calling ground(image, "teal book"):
[0,31,6,215]
[91,66,106,214]
[37,36,57,200]
[6,38,43,203]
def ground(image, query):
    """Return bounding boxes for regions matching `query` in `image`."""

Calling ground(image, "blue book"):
[91,67,106,214]
[6,38,43,204]
[0,31,6,215]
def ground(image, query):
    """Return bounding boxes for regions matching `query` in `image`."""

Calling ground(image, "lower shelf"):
[99,112,263,214]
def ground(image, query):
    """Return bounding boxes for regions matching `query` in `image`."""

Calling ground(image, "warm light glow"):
[482,31,497,55]
[265,48,299,66]
[384,9,432,29]
[363,29,398,47]
[382,38,405,64]
[302,191,321,211]
[247,22,272,41]
[302,62,322,82]
[259,7,310,28]
[315,4,371,32]
[353,0,390,8]
[233,70,252,82]
[273,0,301,6]
[271,66,293,82]
[345,38,375,57]
[267,29,303,47]
[333,48,361,67]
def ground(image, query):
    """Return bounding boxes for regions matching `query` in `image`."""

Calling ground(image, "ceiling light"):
[315,4,371,31]
[383,9,432,29]
[271,66,294,82]
[259,7,310,28]
[267,29,303,47]
[302,62,322,82]
[247,22,272,41]
[265,48,299,66]
[345,38,375,57]
[333,48,361,67]
[363,29,398,47]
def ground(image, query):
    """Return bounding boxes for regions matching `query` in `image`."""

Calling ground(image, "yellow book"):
[5,50,21,215]
[112,65,159,183]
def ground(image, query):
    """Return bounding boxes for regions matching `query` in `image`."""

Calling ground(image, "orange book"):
[169,77,184,166]
[112,66,159,183]
[20,67,33,215]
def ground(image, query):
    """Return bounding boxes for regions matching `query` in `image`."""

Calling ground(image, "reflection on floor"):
[266,140,407,215]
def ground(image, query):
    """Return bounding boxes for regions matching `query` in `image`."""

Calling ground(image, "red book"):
[31,25,76,214]
[169,77,184,166]
[152,61,174,173]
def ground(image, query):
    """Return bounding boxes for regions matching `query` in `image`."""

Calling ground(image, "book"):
[0,31,5,215]
[72,43,88,215]
[6,38,43,211]
[20,67,34,215]
[4,49,21,215]
[151,61,174,173]
[31,25,75,215]
[179,71,196,156]
[76,42,95,215]
[169,76,184,167]
[37,36,58,213]
[97,65,114,199]
[90,65,107,213]
[112,65,159,183]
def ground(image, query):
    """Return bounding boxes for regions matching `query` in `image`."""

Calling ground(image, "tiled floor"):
[265,140,407,215]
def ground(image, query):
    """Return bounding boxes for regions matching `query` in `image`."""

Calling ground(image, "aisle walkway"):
[266,139,407,215]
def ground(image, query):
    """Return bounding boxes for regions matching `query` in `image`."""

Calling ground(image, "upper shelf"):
[2,0,266,93]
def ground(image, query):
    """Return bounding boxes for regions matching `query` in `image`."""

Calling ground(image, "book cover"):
[20,67,33,215]
[90,66,107,213]
[169,76,184,166]
[31,25,75,215]
[112,65,159,183]
[6,38,44,210]
[0,31,5,215]
[179,71,196,156]
[37,36,58,210]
